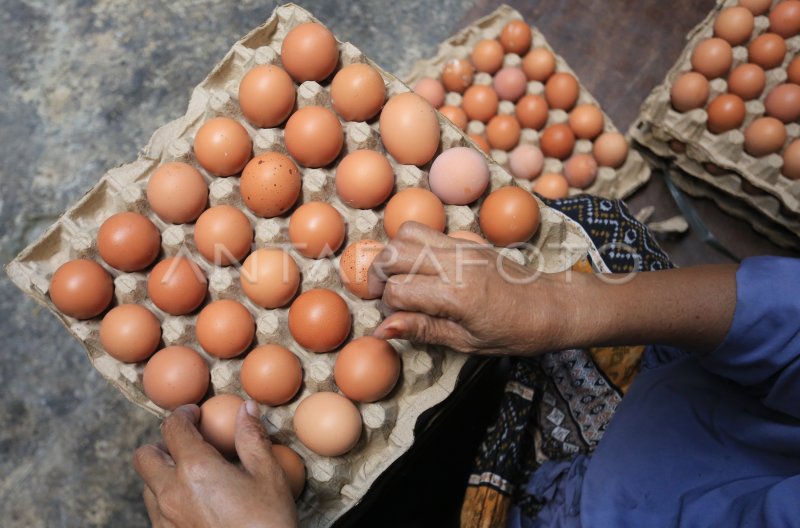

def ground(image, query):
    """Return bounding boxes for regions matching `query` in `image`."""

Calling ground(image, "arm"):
[133,403,298,528]
[370,222,737,356]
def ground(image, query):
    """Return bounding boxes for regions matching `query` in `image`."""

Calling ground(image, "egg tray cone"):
[631,0,800,248]
[403,4,652,200]
[5,3,609,527]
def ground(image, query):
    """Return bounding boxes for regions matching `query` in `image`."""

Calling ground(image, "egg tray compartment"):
[4,3,610,527]
[633,124,800,248]
[634,0,800,237]
[403,4,651,200]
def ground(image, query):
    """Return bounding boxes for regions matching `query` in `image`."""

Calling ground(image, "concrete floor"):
[2,0,792,526]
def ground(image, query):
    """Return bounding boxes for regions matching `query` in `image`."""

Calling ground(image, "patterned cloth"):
[460,195,673,528]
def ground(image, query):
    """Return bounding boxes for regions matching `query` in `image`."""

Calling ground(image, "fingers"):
[143,485,163,527]
[160,404,218,464]
[367,241,451,299]
[395,221,457,248]
[234,400,277,478]
[373,312,476,351]
[134,444,175,495]
[381,274,459,319]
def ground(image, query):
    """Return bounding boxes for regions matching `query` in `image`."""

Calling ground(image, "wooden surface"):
[479,0,800,265]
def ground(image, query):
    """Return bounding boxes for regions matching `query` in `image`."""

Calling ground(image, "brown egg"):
[545,72,580,111]
[143,346,209,410]
[383,188,446,239]
[193,205,253,265]
[49,259,113,319]
[100,304,161,363]
[539,124,576,160]
[280,22,339,82]
[199,394,244,457]
[335,150,395,209]
[479,186,540,247]
[271,445,306,500]
[462,85,500,123]
[748,33,786,70]
[500,20,532,55]
[509,144,544,180]
[293,392,362,457]
[428,147,490,205]
[770,0,800,38]
[288,288,351,353]
[669,139,688,154]
[486,115,521,151]
[147,162,208,224]
[568,104,605,139]
[449,230,488,244]
[714,6,755,45]
[515,94,549,130]
[788,57,800,84]
[704,162,728,176]
[288,201,346,258]
[493,67,528,102]
[441,58,475,93]
[522,48,556,82]
[240,153,301,218]
[240,344,303,406]
[533,173,570,200]
[782,139,800,179]
[379,93,441,166]
[670,72,710,112]
[284,106,343,168]
[744,116,787,156]
[471,39,505,74]
[691,38,733,78]
[338,239,385,299]
[334,337,400,403]
[97,212,161,272]
[739,0,772,15]
[331,63,385,122]
[238,65,296,128]
[413,78,446,108]
[593,132,629,168]
[468,134,491,154]
[765,83,800,123]
[147,257,207,315]
[240,248,300,309]
[196,300,255,359]
[193,117,252,177]
[439,105,468,131]
[563,154,598,189]
[727,63,766,100]
[706,93,746,133]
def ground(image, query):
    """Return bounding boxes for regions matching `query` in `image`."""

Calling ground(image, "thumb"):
[373,311,476,352]
[234,400,277,476]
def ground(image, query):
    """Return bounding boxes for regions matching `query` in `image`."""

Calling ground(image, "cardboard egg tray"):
[404,4,651,200]
[5,3,609,527]
[631,0,800,247]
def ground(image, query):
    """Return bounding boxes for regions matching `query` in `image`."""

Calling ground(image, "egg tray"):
[4,3,610,527]
[634,126,800,248]
[632,0,800,245]
[403,4,651,200]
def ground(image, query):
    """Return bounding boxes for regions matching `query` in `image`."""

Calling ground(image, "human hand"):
[133,403,298,528]
[368,222,572,356]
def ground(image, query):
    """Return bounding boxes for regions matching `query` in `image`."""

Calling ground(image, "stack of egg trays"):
[5,3,610,527]
[404,4,652,200]
[631,0,800,248]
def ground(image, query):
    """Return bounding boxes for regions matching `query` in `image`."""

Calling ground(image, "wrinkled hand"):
[369,222,570,355]
[133,403,297,528]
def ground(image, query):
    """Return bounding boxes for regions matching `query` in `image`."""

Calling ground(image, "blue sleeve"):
[699,256,800,418]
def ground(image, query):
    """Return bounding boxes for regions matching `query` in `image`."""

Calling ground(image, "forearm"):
[549,264,738,353]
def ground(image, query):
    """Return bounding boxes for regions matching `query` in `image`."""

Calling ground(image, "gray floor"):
[1,0,786,526]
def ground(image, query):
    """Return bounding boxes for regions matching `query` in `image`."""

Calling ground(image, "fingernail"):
[245,400,259,418]
[380,321,406,339]
[175,404,200,420]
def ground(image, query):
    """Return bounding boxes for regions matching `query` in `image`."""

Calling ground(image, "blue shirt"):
[514,256,800,527]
